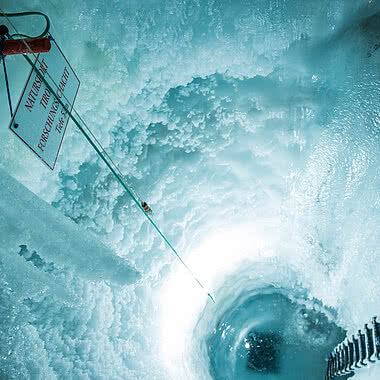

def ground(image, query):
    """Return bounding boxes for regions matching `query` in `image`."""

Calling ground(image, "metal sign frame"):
[8,34,80,170]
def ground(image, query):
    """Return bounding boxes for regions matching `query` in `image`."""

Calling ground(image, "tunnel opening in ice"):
[205,288,348,380]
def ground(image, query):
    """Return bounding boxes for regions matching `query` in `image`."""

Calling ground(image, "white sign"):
[9,35,80,170]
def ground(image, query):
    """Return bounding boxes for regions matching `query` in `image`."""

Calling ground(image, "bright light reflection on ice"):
[159,223,275,370]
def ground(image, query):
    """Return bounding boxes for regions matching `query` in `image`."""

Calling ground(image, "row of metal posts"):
[325,316,380,379]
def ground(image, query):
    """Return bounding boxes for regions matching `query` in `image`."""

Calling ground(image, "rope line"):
[0,9,215,303]
[0,11,139,200]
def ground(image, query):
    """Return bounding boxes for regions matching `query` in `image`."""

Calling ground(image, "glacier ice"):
[0,0,379,379]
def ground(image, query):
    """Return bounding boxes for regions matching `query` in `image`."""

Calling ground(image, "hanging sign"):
[9,35,80,170]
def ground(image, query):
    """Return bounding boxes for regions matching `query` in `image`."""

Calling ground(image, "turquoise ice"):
[0,0,379,379]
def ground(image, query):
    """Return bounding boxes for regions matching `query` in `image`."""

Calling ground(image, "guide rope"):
[1,10,139,201]
[0,11,139,199]
[325,316,380,380]
[73,111,141,201]
[0,9,215,304]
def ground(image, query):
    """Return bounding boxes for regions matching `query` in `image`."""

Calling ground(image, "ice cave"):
[0,0,379,379]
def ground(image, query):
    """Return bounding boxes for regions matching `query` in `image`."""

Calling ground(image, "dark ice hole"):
[246,331,281,373]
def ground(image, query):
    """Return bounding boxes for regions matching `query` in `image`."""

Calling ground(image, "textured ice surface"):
[0,168,140,287]
[0,168,141,378]
[0,0,379,379]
